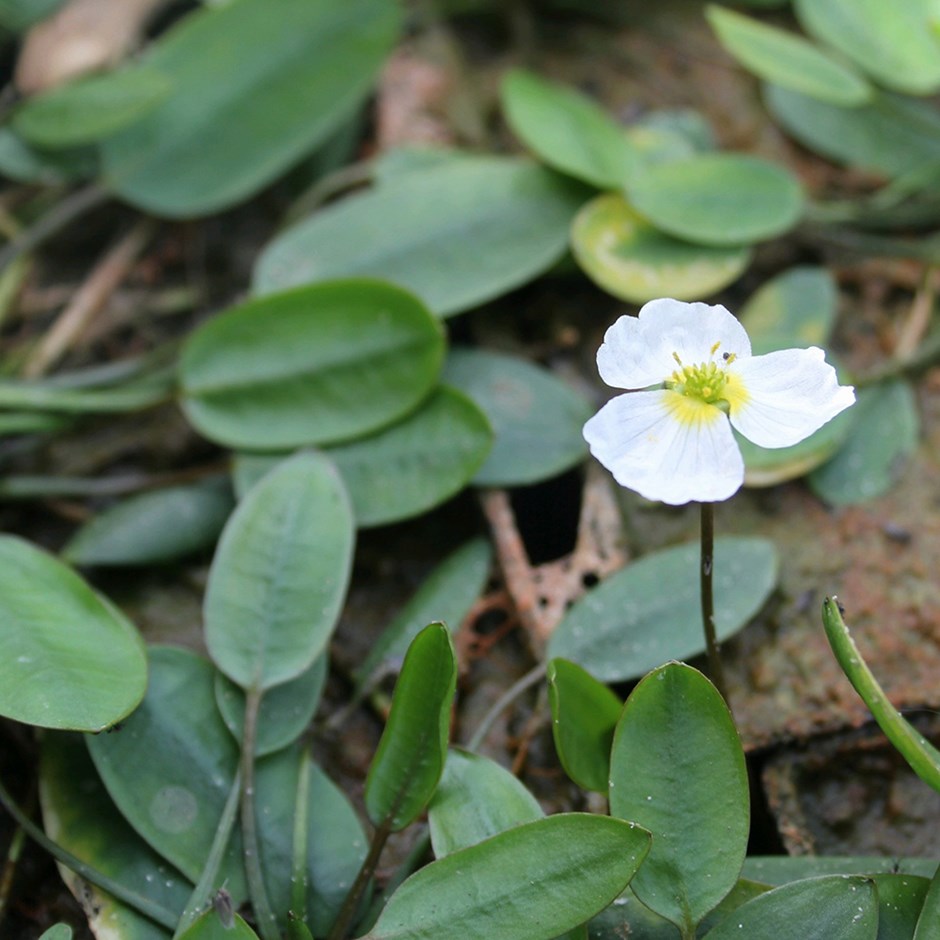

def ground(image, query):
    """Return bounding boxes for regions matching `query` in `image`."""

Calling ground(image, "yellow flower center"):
[665,343,743,413]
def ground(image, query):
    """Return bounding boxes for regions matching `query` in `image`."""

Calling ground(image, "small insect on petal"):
[214,886,234,930]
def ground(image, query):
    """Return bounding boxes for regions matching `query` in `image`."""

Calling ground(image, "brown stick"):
[22,217,155,379]
[15,0,176,94]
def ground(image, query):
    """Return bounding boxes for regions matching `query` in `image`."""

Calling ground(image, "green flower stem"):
[173,768,242,938]
[822,597,940,792]
[0,774,178,930]
[241,685,280,940]
[355,824,432,937]
[699,501,729,703]
[327,817,393,940]
[464,663,545,752]
[290,747,312,922]
[0,818,26,928]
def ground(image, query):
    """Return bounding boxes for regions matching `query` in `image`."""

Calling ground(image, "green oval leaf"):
[703,875,878,940]
[915,864,940,940]
[428,749,543,857]
[39,732,190,940]
[609,664,748,933]
[738,406,855,487]
[253,157,586,317]
[0,535,146,731]
[794,0,940,96]
[101,0,399,217]
[13,67,171,148]
[205,452,354,691]
[178,910,260,940]
[734,269,854,485]
[215,655,327,757]
[548,658,622,793]
[548,537,778,682]
[740,266,837,354]
[822,598,940,792]
[179,280,444,452]
[809,379,918,505]
[442,347,593,486]
[872,874,931,940]
[354,537,492,689]
[363,814,651,940]
[501,69,639,188]
[364,623,456,831]
[706,5,871,106]
[571,193,752,303]
[627,153,803,246]
[85,646,245,892]
[765,85,940,177]
[62,478,234,566]
[256,745,367,938]
[0,0,66,30]
[0,128,96,185]
[743,857,939,883]
[324,386,493,527]
[38,927,74,940]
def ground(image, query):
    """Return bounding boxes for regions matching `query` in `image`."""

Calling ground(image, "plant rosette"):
[583,298,855,505]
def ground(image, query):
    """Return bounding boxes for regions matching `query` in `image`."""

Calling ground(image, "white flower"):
[583,298,856,505]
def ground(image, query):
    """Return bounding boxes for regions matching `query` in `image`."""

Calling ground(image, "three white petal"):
[584,298,856,505]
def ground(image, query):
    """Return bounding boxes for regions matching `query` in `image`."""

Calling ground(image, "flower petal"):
[597,298,752,391]
[729,347,855,448]
[583,389,745,505]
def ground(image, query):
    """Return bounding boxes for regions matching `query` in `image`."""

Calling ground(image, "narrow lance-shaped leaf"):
[364,623,457,831]
[205,452,355,691]
[822,597,940,792]
[548,658,622,793]
[609,663,749,935]
[361,814,651,940]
